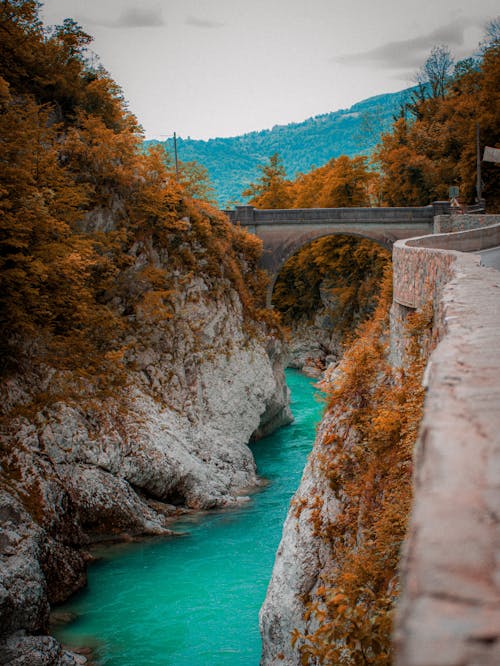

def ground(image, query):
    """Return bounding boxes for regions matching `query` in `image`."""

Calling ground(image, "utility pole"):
[158,132,180,179]
[173,131,179,180]
[476,123,482,203]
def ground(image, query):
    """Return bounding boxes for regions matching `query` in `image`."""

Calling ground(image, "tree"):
[417,44,454,98]
[374,28,500,210]
[52,18,92,61]
[286,155,375,208]
[407,45,455,119]
[374,119,437,206]
[242,153,292,208]
[0,0,270,387]
[317,155,374,207]
[479,16,500,53]
[176,160,215,203]
[273,235,389,334]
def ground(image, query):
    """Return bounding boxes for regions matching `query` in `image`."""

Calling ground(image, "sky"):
[40,0,499,140]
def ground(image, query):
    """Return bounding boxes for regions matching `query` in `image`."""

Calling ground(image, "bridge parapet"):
[226,202,450,226]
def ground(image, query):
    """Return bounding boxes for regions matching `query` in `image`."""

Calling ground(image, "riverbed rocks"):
[0,633,87,666]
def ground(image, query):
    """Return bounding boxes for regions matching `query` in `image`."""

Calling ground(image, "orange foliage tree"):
[243,153,376,210]
[375,32,500,209]
[0,1,269,406]
[292,155,375,208]
[243,152,293,208]
[273,236,390,342]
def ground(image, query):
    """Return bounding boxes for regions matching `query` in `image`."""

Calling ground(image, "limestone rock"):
[260,413,339,665]
[0,633,86,665]
[0,274,291,662]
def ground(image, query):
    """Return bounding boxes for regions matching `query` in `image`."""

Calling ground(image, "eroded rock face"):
[284,282,343,373]
[0,632,88,666]
[259,412,339,666]
[0,277,292,662]
[0,492,49,638]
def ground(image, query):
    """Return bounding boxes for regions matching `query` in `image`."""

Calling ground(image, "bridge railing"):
[225,202,451,226]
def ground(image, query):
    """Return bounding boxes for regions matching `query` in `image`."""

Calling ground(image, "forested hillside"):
[145,88,415,207]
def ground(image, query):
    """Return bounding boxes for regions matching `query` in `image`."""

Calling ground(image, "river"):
[53,369,323,665]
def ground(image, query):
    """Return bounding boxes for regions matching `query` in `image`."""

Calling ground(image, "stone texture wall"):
[391,223,500,365]
[393,224,500,666]
[434,213,500,233]
[393,223,500,309]
[392,244,456,309]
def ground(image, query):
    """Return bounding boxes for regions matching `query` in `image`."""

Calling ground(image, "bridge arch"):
[264,229,393,306]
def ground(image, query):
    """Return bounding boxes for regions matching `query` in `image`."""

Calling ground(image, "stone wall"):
[393,224,500,666]
[393,222,500,309]
[434,213,500,234]
[391,223,500,365]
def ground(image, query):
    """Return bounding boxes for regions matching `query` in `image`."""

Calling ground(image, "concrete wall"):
[392,224,500,666]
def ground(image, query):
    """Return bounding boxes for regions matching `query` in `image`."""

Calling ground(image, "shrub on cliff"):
[294,273,431,665]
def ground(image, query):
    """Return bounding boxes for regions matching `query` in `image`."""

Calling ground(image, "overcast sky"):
[40,0,498,140]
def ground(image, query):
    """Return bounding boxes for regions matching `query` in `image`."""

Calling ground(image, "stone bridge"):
[226,202,450,302]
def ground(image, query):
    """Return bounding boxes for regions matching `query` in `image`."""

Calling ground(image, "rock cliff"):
[0,275,291,664]
[285,281,343,375]
[260,272,423,665]
[260,409,340,665]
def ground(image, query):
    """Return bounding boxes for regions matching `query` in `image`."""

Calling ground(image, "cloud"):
[89,7,165,29]
[333,17,476,70]
[186,15,224,29]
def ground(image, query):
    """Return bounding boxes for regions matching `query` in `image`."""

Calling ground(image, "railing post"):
[432,201,451,216]
[234,206,256,225]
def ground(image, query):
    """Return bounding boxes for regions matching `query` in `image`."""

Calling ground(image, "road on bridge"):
[479,245,500,271]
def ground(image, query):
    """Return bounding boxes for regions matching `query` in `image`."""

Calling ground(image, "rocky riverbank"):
[0,277,291,665]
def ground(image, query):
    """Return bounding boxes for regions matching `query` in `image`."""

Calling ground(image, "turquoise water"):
[54,369,324,665]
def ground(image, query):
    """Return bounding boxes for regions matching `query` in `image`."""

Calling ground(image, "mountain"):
[145,87,415,207]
